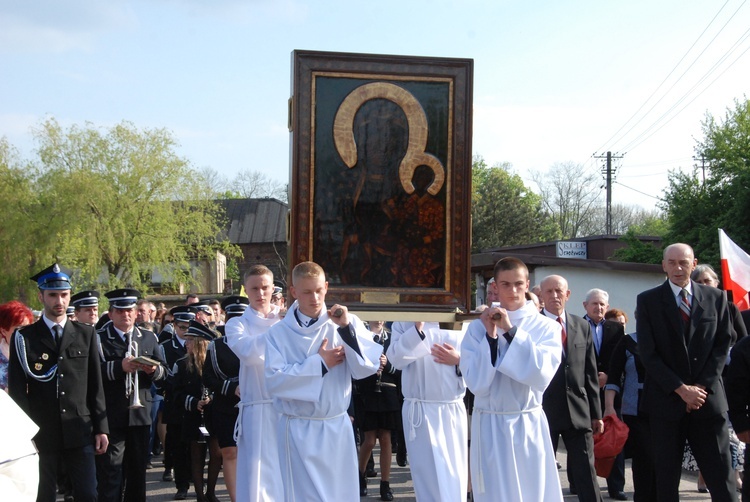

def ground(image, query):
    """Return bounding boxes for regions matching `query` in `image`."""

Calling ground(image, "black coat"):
[202,337,240,416]
[598,320,625,375]
[542,312,601,431]
[637,280,732,420]
[172,356,210,442]
[158,334,187,424]
[97,324,166,429]
[725,335,750,433]
[8,319,109,453]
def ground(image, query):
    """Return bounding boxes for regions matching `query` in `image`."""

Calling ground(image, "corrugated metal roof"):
[216,198,287,245]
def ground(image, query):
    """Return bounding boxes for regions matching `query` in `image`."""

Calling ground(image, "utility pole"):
[693,155,706,185]
[593,151,624,235]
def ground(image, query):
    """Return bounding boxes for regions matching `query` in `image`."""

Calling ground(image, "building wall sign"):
[556,241,587,259]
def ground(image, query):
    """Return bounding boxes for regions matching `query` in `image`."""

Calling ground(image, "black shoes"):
[396,453,407,467]
[173,489,187,500]
[359,471,367,497]
[162,469,173,482]
[380,480,394,501]
[610,491,628,500]
[365,467,378,478]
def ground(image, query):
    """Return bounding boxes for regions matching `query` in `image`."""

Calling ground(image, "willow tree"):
[0,139,39,301]
[28,118,237,292]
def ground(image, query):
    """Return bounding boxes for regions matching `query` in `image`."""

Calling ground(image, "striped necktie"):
[680,288,690,325]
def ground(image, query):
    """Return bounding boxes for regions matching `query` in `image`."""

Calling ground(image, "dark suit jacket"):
[8,318,109,453]
[637,280,732,420]
[97,324,166,429]
[543,311,602,431]
[598,320,625,375]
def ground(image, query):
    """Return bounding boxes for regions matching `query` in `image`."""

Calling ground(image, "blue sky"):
[1,0,748,209]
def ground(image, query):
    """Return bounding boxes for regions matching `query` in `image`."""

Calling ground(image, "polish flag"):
[719,229,750,310]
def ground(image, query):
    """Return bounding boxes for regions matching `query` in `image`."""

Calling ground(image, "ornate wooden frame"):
[289,50,473,313]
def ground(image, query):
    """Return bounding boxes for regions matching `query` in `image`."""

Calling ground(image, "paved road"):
[130,445,721,501]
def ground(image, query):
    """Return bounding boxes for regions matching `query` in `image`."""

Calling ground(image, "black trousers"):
[96,425,150,502]
[551,427,602,502]
[623,414,657,502]
[651,412,736,502]
[606,451,626,494]
[165,422,190,491]
[37,444,97,502]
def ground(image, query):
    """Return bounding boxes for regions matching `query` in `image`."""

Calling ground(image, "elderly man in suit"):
[8,264,109,502]
[583,288,627,500]
[541,275,603,501]
[637,243,736,501]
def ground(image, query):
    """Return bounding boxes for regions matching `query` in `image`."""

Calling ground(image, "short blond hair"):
[243,265,273,283]
[292,261,325,284]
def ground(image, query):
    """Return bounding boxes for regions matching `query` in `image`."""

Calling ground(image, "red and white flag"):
[719,229,750,310]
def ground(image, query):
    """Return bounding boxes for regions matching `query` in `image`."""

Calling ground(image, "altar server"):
[460,257,563,502]
[264,261,381,501]
[223,266,283,502]
[387,320,468,501]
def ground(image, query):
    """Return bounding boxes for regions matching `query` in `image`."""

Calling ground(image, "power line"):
[614,181,664,201]
[618,171,670,178]
[611,1,746,153]
[593,0,734,154]
[620,27,750,153]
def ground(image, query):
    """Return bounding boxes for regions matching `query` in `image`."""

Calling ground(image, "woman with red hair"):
[0,300,34,391]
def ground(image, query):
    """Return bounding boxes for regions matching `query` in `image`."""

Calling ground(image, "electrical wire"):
[614,181,664,201]
[593,0,734,154]
[620,28,750,153]
[610,1,746,153]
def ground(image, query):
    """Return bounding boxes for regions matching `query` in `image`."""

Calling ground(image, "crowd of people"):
[2,242,750,502]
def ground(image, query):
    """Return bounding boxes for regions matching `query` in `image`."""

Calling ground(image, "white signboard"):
[556,241,587,259]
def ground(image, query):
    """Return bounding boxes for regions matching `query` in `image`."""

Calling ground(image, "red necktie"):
[556,316,567,349]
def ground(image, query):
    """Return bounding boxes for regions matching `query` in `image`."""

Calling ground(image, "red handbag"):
[593,414,630,477]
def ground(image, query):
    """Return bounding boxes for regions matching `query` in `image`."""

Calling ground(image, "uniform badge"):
[42,353,49,360]
[53,264,60,273]
[34,363,43,371]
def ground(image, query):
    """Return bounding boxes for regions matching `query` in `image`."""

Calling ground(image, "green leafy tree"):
[662,97,750,266]
[0,139,39,301]
[472,157,559,252]
[611,229,664,264]
[12,118,239,296]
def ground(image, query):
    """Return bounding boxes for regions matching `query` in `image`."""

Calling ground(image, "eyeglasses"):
[175,324,189,331]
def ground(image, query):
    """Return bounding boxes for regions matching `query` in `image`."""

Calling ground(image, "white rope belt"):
[404,397,463,441]
[473,404,542,494]
[282,411,347,501]
[233,399,272,442]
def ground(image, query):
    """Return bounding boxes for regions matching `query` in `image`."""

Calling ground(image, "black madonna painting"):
[289,51,473,312]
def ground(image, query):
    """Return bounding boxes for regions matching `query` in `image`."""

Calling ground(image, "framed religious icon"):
[288,50,473,313]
